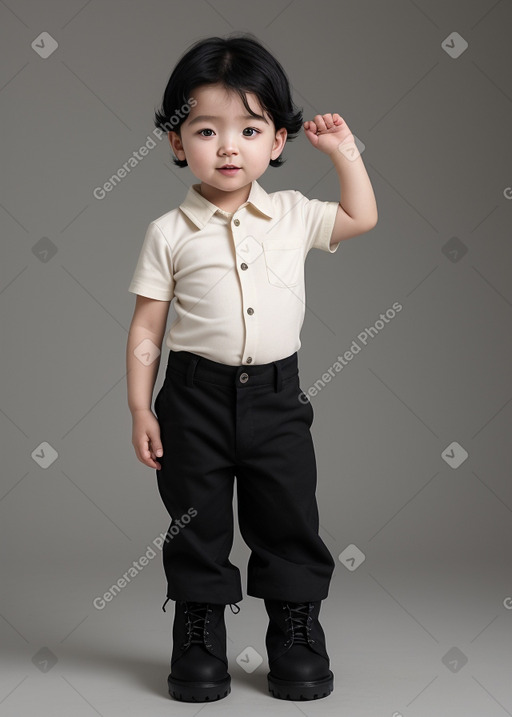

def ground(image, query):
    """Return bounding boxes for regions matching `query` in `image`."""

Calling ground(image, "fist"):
[303,113,354,155]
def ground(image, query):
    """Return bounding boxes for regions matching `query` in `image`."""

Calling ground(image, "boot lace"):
[182,601,240,650]
[283,601,314,645]
[184,602,212,647]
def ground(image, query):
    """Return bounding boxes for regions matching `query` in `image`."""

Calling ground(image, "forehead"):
[188,83,265,116]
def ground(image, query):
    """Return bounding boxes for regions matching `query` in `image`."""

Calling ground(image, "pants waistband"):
[166,350,299,392]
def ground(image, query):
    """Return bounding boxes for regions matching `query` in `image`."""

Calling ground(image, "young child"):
[126,33,377,703]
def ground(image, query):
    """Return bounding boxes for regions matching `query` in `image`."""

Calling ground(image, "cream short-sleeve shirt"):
[128,179,339,365]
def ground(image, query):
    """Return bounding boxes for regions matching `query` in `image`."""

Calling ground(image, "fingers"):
[305,114,344,133]
[315,114,330,132]
[148,432,163,470]
[145,455,161,470]
[137,433,163,470]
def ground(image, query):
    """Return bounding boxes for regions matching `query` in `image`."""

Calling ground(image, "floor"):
[2,561,510,716]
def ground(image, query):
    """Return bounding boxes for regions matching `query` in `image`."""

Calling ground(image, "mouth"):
[217,165,241,175]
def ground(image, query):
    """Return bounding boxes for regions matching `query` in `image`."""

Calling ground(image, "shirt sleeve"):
[128,221,175,301]
[297,192,340,254]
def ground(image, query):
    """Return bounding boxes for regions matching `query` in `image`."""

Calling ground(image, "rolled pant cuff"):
[165,589,244,605]
[246,585,331,602]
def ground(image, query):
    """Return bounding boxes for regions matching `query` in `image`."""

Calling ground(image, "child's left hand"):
[303,113,354,156]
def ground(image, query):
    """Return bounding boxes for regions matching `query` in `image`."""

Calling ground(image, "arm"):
[126,295,171,468]
[303,113,378,247]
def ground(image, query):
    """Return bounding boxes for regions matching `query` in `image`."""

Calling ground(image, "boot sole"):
[267,670,334,700]
[168,674,231,702]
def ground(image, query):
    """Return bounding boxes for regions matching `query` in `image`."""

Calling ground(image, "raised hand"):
[303,113,354,156]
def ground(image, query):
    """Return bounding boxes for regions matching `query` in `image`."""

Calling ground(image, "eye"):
[198,129,214,137]
[242,127,260,137]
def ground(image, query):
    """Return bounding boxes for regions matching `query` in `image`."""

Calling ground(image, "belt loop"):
[273,361,282,392]
[186,356,200,387]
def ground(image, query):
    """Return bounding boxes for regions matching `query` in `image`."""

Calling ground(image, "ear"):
[168,131,186,161]
[270,127,287,161]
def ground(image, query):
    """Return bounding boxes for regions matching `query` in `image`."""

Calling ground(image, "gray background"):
[1,0,511,715]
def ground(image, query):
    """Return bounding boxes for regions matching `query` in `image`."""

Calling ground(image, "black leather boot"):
[166,600,240,702]
[264,600,334,700]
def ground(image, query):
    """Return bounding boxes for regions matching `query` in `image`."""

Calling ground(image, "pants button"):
[239,372,249,384]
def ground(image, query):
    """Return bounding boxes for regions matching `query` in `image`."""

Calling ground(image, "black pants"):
[154,350,335,605]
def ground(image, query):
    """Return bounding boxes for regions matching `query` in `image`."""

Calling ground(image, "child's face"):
[168,83,287,197]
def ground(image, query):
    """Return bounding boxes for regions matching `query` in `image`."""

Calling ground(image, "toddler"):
[126,32,377,703]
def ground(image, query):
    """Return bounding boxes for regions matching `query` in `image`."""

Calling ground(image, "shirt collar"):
[179,180,274,229]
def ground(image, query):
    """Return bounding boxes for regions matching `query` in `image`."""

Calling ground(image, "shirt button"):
[246,357,253,364]
[241,262,248,270]
[233,218,240,226]
[239,372,249,383]
[247,307,254,315]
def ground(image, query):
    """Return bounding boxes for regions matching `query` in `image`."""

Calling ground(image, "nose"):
[218,132,238,158]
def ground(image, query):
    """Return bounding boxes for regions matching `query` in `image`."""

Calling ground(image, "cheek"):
[253,140,275,162]
[185,142,210,165]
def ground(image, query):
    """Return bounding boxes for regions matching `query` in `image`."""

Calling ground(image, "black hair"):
[153,33,303,168]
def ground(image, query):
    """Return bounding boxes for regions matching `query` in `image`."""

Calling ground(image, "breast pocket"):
[262,240,303,288]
